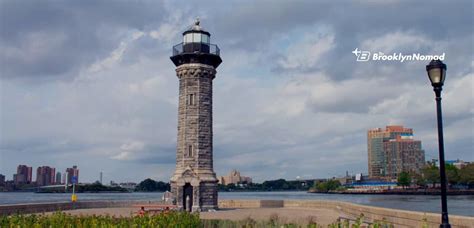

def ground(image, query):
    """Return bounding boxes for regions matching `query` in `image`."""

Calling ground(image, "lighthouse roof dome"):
[183,18,210,36]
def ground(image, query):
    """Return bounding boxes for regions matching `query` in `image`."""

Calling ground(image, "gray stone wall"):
[200,181,218,210]
[0,201,163,216]
[176,64,215,171]
[170,63,218,211]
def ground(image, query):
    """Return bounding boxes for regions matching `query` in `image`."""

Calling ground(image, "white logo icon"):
[352,48,371,61]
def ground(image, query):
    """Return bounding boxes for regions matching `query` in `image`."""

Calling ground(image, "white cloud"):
[1,1,472,183]
[149,23,179,42]
[120,141,145,151]
[112,141,145,161]
[277,33,335,70]
[369,73,473,119]
[361,31,430,53]
[87,31,145,73]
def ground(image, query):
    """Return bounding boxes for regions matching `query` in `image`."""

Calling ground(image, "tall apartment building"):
[368,126,425,179]
[0,174,5,186]
[62,172,67,184]
[36,166,56,186]
[66,166,79,184]
[13,165,32,185]
[55,172,62,184]
[384,136,425,179]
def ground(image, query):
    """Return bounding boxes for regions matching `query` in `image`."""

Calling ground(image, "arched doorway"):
[183,183,193,211]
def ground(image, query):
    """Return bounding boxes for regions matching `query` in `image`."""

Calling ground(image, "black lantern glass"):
[426,60,447,87]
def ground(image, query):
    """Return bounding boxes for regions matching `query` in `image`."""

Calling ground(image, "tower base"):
[170,173,218,212]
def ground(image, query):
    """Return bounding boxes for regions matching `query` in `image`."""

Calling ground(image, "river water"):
[0,191,472,217]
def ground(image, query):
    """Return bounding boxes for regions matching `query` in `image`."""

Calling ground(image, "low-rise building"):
[219,169,252,185]
[447,160,471,169]
[119,182,137,190]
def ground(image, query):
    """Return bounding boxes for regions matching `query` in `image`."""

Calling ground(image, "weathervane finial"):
[195,17,200,26]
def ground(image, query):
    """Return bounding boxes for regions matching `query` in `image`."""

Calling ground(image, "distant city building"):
[349,181,397,190]
[337,173,398,191]
[368,125,425,180]
[335,171,352,185]
[0,174,5,186]
[119,182,137,190]
[66,166,79,184]
[55,172,62,184]
[446,159,471,169]
[36,166,56,186]
[384,136,425,179]
[4,180,15,191]
[219,170,252,185]
[14,165,32,185]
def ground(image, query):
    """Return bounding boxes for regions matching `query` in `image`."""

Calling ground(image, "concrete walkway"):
[200,207,340,225]
[52,207,341,226]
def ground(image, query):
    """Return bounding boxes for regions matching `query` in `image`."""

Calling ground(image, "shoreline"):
[1,191,473,217]
[308,189,474,195]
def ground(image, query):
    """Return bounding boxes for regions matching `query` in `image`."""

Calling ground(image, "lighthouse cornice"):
[176,64,216,79]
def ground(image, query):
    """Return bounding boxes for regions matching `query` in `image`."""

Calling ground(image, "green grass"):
[0,212,394,228]
[1,211,200,228]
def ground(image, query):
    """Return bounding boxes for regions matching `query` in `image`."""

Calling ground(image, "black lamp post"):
[426,59,450,228]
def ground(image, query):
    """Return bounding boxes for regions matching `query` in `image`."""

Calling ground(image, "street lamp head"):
[426,60,447,88]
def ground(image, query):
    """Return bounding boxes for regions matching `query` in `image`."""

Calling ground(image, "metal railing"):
[172,42,220,56]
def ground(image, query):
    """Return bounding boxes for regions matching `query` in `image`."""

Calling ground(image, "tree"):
[75,182,128,193]
[227,183,236,190]
[459,164,474,187]
[313,180,341,192]
[397,172,411,189]
[421,165,439,188]
[445,164,460,185]
[135,178,170,192]
[262,179,291,191]
[411,172,427,188]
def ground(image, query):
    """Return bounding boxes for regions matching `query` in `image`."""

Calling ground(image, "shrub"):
[1,211,398,228]
[1,211,200,228]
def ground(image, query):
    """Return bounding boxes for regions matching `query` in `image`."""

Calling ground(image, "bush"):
[313,180,341,192]
[1,211,200,228]
[1,211,397,228]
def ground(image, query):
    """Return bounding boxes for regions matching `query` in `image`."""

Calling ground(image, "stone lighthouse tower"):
[169,19,222,212]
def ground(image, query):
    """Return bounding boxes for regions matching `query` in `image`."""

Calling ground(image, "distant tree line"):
[410,163,474,188]
[37,182,129,193]
[76,181,128,193]
[133,163,474,193]
[218,179,312,192]
[133,178,310,192]
[135,178,170,192]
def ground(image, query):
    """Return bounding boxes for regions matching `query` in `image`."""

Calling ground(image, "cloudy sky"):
[0,0,472,183]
